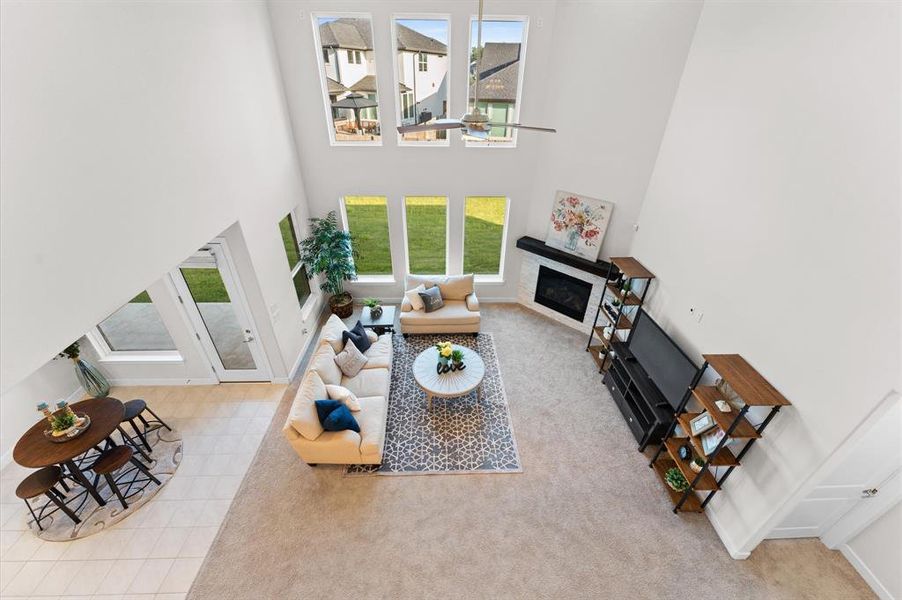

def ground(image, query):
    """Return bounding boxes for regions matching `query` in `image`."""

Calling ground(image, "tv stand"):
[603,340,673,450]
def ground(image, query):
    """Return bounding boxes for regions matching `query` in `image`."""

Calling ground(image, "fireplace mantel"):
[516,236,619,278]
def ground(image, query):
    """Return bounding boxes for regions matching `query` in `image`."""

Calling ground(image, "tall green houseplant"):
[300,211,358,317]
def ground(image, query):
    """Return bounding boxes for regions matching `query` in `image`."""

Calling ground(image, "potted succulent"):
[451,348,465,369]
[362,297,383,319]
[300,211,358,318]
[690,457,705,473]
[664,467,690,492]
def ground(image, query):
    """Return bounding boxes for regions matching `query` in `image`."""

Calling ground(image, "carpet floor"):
[188,304,872,600]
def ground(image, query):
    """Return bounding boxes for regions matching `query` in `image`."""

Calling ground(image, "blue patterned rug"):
[345,333,522,476]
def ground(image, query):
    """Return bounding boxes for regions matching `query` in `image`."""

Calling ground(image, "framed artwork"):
[689,411,716,436]
[546,190,614,261]
[701,428,727,456]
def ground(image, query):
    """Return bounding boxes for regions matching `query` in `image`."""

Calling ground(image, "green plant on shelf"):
[664,467,690,492]
[51,410,77,432]
[692,457,706,468]
[362,297,381,309]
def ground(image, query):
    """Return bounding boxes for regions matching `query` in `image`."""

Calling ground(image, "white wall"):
[630,1,901,557]
[527,0,702,257]
[0,0,319,398]
[846,501,902,600]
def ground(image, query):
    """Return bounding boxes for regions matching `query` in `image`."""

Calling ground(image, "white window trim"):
[402,195,450,277]
[339,196,397,283]
[284,209,321,316]
[86,328,183,364]
[462,196,510,282]
[392,13,452,148]
[464,14,529,149]
[310,12,382,147]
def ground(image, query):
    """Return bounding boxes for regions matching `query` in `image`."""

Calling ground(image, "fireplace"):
[534,265,592,321]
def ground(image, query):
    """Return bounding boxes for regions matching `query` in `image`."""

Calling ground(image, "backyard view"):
[405,196,447,273]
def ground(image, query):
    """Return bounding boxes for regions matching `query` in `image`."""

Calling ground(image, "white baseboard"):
[706,505,751,559]
[840,544,895,600]
[107,377,219,386]
[765,526,820,539]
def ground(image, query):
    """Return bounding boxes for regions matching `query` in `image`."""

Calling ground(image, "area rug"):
[345,332,522,476]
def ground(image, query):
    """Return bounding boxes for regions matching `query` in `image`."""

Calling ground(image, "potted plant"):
[58,341,110,398]
[690,457,705,473]
[664,467,690,492]
[451,348,465,369]
[362,297,383,319]
[300,211,358,318]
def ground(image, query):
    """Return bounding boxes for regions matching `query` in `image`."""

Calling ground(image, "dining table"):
[13,397,126,507]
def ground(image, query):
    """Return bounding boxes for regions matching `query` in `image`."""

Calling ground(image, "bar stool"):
[16,466,80,530]
[118,398,171,457]
[91,446,161,509]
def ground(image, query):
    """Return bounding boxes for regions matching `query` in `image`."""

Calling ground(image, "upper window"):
[95,292,177,353]
[463,196,509,278]
[341,196,393,277]
[394,18,450,145]
[468,18,527,146]
[404,196,448,274]
[314,15,381,144]
[279,213,312,307]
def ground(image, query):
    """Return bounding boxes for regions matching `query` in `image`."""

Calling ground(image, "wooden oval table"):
[14,397,125,506]
[413,345,486,409]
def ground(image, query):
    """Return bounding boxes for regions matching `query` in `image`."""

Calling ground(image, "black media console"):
[602,340,674,451]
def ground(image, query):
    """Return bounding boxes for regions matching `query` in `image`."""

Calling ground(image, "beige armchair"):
[400,274,481,335]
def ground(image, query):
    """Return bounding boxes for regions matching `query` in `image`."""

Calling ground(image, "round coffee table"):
[413,345,486,409]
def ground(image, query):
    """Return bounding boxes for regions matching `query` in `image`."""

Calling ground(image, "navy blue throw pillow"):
[321,403,360,433]
[342,320,372,353]
[314,399,343,424]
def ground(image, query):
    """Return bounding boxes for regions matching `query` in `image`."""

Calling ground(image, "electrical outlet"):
[536,18,544,28]
[689,307,704,324]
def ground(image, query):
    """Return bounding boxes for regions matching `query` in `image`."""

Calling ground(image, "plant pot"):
[690,462,704,473]
[370,305,383,319]
[329,293,354,318]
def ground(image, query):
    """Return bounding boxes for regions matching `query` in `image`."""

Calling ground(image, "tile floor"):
[0,382,286,600]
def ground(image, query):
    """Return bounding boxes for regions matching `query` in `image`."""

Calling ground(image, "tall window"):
[394,18,450,144]
[94,292,177,352]
[314,15,381,144]
[342,196,392,276]
[468,18,527,146]
[405,196,447,274]
[279,213,311,307]
[464,197,508,277]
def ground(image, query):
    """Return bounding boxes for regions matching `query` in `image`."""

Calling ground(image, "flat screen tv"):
[627,309,699,411]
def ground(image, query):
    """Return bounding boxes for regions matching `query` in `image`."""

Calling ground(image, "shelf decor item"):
[362,297,383,319]
[434,342,466,374]
[664,467,689,492]
[59,342,110,398]
[546,190,613,260]
[300,211,357,318]
[689,411,716,436]
[690,457,705,473]
[42,400,92,442]
[701,428,727,456]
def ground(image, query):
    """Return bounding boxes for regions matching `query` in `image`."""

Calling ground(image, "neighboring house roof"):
[327,77,348,94]
[396,24,447,55]
[319,18,372,50]
[349,75,377,93]
[471,43,521,103]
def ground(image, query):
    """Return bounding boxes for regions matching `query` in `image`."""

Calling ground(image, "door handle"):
[861,488,879,498]
[243,336,255,343]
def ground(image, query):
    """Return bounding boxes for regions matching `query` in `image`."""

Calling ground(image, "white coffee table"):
[413,345,486,409]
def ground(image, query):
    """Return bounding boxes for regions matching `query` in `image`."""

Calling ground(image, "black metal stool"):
[117,398,171,457]
[91,446,161,509]
[16,466,80,530]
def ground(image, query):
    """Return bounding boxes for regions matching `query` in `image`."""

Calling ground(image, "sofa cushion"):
[342,320,371,353]
[418,286,444,313]
[365,328,378,344]
[356,396,387,460]
[320,314,349,354]
[398,300,480,325]
[334,340,368,377]
[310,343,343,385]
[342,367,390,399]
[404,284,426,311]
[288,371,327,441]
[326,384,360,411]
[316,401,360,433]
[406,274,473,301]
[362,334,392,370]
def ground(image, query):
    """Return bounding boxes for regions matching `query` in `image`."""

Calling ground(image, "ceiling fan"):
[396,0,556,140]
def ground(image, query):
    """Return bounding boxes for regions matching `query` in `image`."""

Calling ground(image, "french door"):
[171,241,270,382]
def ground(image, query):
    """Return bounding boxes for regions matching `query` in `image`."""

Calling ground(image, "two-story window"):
[393,17,450,145]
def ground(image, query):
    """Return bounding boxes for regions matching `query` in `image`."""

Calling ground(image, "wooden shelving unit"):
[649,354,791,513]
[585,257,654,371]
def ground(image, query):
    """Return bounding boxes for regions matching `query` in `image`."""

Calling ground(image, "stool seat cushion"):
[92,446,134,474]
[16,466,63,499]
[122,399,147,421]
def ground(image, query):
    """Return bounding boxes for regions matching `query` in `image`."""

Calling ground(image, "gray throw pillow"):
[334,340,368,377]
[418,286,444,313]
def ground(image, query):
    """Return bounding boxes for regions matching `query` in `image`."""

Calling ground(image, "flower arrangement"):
[550,195,602,251]
[435,342,466,373]
[435,341,454,361]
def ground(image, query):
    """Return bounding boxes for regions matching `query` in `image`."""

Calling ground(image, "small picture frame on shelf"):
[701,428,727,455]
[689,411,716,436]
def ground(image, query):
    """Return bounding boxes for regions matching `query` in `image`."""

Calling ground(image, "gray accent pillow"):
[418,285,444,313]
[334,339,368,377]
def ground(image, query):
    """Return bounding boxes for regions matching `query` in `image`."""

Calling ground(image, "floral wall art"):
[545,191,613,261]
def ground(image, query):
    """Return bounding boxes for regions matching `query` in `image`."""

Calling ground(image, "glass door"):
[171,242,270,382]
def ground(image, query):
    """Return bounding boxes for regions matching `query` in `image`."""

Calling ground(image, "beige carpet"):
[189,305,872,600]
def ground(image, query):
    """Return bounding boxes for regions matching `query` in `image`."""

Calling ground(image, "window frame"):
[418,53,428,72]
[339,196,396,283]
[311,12,382,147]
[391,13,452,148]
[464,14,529,149]
[280,211,317,315]
[461,196,510,282]
[401,195,450,276]
[86,290,182,363]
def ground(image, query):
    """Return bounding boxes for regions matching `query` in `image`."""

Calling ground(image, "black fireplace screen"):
[534,265,592,321]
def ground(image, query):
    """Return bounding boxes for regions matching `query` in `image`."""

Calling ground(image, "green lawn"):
[344,196,506,276]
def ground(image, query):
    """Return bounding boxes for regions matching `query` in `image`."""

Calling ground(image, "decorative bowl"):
[44,413,91,443]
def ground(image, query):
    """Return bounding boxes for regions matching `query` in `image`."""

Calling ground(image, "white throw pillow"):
[334,340,368,377]
[325,384,361,412]
[405,284,427,311]
[365,328,378,344]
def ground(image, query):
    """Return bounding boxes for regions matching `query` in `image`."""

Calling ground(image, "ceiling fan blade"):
[397,119,464,134]
[488,123,557,133]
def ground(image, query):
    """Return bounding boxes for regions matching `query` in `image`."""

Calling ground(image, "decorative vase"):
[72,357,110,398]
[564,228,580,251]
[370,305,383,319]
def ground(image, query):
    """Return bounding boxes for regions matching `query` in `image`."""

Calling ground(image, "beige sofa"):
[282,315,392,465]
[400,274,481,335]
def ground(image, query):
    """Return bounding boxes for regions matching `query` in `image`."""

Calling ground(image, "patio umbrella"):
[331,93,378,134]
